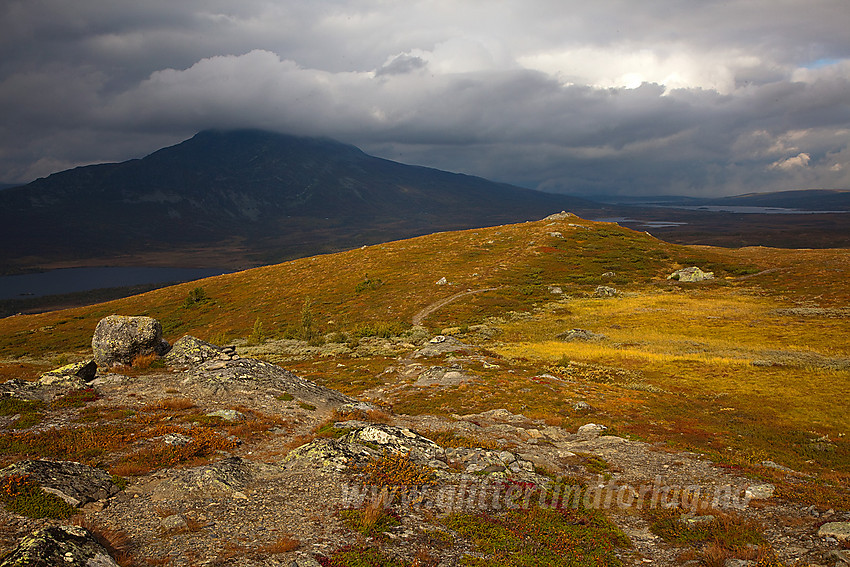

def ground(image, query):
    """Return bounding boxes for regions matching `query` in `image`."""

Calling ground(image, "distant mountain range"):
[1,129,848,276]
[0,130,596,274]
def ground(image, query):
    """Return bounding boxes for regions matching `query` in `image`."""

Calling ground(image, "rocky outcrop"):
[164,335,233,366]
[91,315,170,367]
[412,335,468,358]
[413,366,472,387]
[0,525,119,567]
[0,460,121,506]
[181,356,355,407]
[668,266,715,282]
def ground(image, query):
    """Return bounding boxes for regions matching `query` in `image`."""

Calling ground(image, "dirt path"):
[412,287,501,326]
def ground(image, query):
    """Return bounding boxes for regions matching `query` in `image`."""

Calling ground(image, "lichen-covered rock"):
[342,424,445,463]
[91,315,170,367]
[0,525,120,567]
[165,335,227,366]
[283,437,375,471]
[0,460,121,506]
[668,266,715,282]
[38,360,97,387]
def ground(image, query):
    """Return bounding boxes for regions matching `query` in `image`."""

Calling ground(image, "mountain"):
[0,129,595,274]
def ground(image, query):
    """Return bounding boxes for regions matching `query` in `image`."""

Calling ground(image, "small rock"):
[161,433,193,446]
[435,277,448,285]
[745,483,775,500]
[577,423,607,437]
[574,401,594,412]
[160,514,188,532]
[818,522,850,541]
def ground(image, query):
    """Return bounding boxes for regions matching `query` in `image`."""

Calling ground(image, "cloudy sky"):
[1,1,849,197]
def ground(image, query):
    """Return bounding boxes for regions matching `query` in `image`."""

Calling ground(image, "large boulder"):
[0,525,120,567]
[91,315,170,367]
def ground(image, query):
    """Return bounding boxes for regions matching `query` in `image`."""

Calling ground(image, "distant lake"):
[593,217,689,228]
[0,267,229,300]
[656,205,848,214]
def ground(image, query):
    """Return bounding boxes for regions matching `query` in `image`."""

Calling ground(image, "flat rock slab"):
[0,460,120,506]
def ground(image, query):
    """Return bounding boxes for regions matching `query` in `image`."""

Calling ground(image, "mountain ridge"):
[0,130,597,274]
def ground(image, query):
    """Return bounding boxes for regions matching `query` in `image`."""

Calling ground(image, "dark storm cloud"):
[0,0,848,196]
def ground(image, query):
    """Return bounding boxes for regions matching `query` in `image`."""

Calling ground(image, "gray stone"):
[668,267,715,282]
[160,514,188,532]
[577,423,608,437]
[91,315,170,367]
[818,522,850,541]
[165,335,226,366]
[0,525,120,567]
[744,483,775,500]
[0,460,120,506]
[38,361,97,386]
[573,401,594,412]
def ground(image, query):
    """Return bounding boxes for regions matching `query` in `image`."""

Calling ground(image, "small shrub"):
[298,402,317,411]
[182,287,209,308]
[355,274,383,293]
[355,451,437,491]
[340,496,401,537]
[246,318,265,346]
[257,534,300,554]
[276,393,294,402]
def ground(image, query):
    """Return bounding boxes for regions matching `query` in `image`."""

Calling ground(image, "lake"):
[0,267,230,300]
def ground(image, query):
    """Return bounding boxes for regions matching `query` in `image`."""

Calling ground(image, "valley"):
[0,212,847,566]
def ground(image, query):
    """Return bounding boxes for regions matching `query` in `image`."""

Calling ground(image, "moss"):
[0,475,77,519]
[443,505,630,567]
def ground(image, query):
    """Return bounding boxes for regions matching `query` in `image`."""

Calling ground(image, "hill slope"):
[0,129,594,274]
